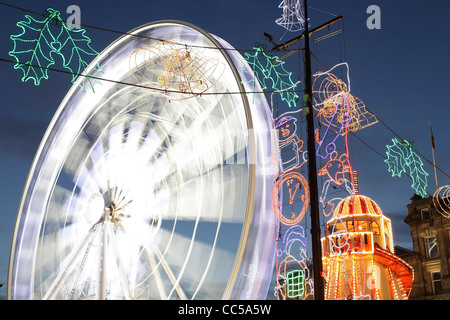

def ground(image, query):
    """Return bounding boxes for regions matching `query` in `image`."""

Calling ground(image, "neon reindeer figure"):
[318,151,354,217]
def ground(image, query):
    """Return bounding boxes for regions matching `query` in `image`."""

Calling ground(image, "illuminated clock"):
[273,171,309,226]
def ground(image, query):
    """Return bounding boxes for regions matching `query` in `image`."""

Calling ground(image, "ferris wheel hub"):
[105,203,117,221]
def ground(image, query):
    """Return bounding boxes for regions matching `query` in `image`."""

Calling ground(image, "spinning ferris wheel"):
[8,21,277,300]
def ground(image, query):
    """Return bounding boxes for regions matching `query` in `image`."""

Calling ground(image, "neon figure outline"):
[129,40,224,101]
[313,63,378,149]
[275,0,307,32]
[272,108,311,299]
[318,151,354,217]
[274,113,307,173]
[274,225,312,300]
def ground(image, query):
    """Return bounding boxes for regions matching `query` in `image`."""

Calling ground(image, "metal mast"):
[302,0,324,300]
[271,2,342,301]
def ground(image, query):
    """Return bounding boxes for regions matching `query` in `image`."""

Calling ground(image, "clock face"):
[273,171,309,226]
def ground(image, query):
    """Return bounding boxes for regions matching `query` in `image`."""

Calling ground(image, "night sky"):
[0,0,449,299]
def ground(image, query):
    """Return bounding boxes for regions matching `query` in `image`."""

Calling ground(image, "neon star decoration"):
[243,47,299,108]
[129,40,224,101]
[9,7,102,92]
[384,138,429,198]
[275,0,307,32]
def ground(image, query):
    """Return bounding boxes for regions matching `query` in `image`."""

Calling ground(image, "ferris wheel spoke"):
[160,228,206,299]
[43,223,100,300]
[108,122,125,153]
[140,128,163,155]
[105,223,133,300]
[124,120,145,152]
[149,242,188,300]
[156,103,191,134]
[154,227,236,299]
[157,165,248,223]
[147,153,170,186]
[146,247,168,299]
[88,141,110,193]
[56,222,88,255]
[73,164,102,196]
[96,221,108,300]
[90,134,106,164]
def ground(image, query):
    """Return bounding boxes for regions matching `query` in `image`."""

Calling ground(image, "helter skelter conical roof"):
[332,194,384,220]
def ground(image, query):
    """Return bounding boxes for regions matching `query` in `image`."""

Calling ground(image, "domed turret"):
[321,194,414,300]
[333,194,383,219]
[326,194,393,252]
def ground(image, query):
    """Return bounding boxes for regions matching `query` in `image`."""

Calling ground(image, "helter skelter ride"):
[8,21,277,300]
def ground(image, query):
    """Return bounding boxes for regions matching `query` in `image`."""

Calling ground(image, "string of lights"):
[0,1,301,55]
[364,104,450,181]
[2,0,440,302]
[9,7,103,92]
[4,0,446,184]
[385,138,429,198]
[308,56,450,183]
[129,40,225,101]
[0,57,305,97]
[3,3,447,188]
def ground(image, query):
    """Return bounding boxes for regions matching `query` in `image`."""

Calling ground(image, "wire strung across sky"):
[308,48,450,184]
[0,1,299,55]
[362,104,450,181]
[0,57,305,97]
[1,0,449,184]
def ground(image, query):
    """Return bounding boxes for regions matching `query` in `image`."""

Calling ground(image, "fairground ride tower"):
[321,194,414,300]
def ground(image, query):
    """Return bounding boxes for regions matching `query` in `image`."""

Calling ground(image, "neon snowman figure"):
[275,115,306,173]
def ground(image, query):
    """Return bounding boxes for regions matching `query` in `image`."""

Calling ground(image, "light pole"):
[271,2,343,300]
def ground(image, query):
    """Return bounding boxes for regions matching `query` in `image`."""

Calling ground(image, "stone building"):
[398,194,450,299]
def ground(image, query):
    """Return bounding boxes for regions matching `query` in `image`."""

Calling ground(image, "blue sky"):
[0,0,449,299]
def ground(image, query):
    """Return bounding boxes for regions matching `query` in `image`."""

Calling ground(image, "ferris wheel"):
[8,21,277,300]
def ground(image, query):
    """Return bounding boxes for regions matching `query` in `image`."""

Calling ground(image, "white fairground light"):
[8,21,277,300]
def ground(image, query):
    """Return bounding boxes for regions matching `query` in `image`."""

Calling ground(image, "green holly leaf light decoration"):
[9,7,102,92]
[384,137,429,198]
[243,47,299,108]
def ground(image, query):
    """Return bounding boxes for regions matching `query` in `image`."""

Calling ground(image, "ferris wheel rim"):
[8,20,275,300]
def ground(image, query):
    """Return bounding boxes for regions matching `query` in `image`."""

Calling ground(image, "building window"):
[421,208,430,221]
[431,272,444,295]
[425,236,439,259]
